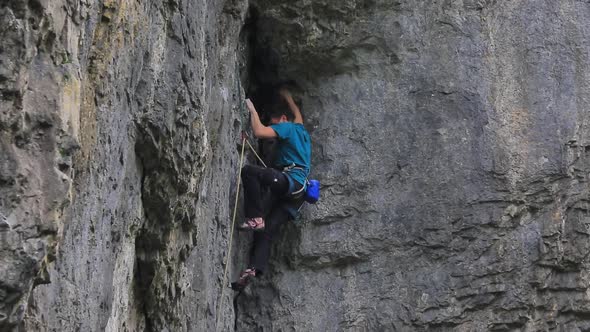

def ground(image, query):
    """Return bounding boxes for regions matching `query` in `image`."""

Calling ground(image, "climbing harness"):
[284,169,306,198]
[243,133,320,202]
[215,135,246,332]
[281,163,309,197]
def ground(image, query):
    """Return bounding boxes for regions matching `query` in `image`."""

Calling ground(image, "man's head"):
[269,115,288,125]
[267,98,294,124]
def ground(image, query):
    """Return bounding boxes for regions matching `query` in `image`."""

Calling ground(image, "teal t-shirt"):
[270,122,311,186]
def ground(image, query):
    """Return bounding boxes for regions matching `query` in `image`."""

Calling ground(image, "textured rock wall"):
[1,0,250,330]
[0,0,82,327]
[237,0,590,331]
[1,0,590,331]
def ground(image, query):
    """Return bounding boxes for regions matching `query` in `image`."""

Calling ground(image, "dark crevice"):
[241,7,297,123]
[133,125,173,331]
[132,154,151,331]
[239,6,302,169]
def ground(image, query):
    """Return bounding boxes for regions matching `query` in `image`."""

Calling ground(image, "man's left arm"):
[279,88,303,124]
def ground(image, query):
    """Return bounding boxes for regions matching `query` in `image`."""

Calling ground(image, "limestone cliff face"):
[1,0,248,330]
[1,0,590,331]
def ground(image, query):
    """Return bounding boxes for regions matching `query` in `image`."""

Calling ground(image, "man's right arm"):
[280,88,304,124]
[246,98,278,139]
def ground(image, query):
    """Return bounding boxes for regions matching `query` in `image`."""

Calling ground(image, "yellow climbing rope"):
[215,67,265,328]
[215,135,246,331]
[245,135,267,168]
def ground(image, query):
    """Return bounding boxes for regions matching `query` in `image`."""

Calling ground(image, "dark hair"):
[267,96,294,121]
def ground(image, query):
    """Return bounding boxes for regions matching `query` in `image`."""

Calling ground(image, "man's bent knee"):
[241,165,258,178]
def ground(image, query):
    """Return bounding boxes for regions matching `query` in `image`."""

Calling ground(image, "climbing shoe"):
[230,268,256,291]
[237,217,265,232]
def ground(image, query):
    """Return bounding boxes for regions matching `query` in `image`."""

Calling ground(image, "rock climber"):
[231,88,311,291]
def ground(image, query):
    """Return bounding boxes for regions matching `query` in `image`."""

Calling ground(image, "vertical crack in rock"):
[239,6,280,119]
[133,116,192,329]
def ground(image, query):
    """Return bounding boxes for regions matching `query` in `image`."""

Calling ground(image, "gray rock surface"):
[0,0,589,331]
[237,0,590,330]
[1,0,249,330]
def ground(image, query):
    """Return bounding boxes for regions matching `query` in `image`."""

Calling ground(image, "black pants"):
[241,165,290,218]
[249,206,291,273]
[241,164,303,273]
